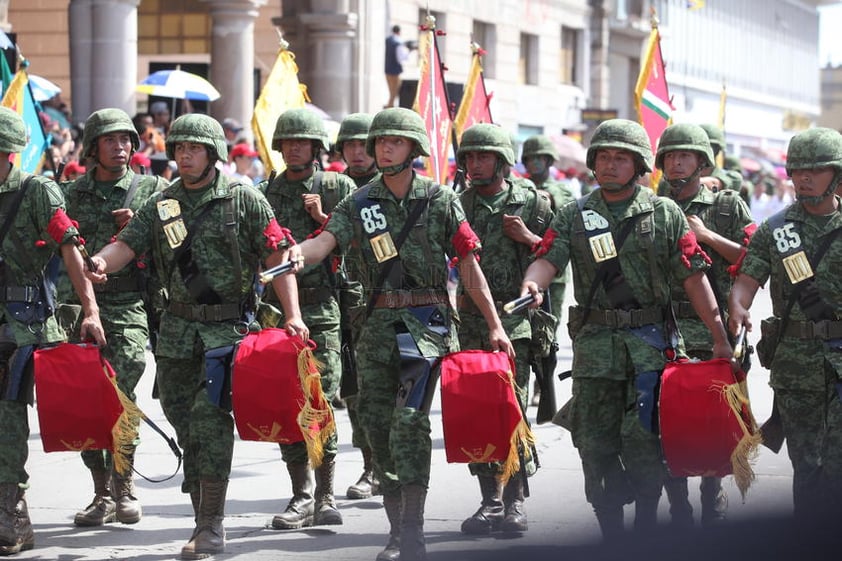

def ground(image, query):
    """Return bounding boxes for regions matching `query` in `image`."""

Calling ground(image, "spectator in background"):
[149,101,171,136]
[62,160,86,182]
[133,112,166,157]
[749,179,773,223]
[384,25,412,108]
[130,152,152,176]
[225,142,260,184]
[222,118,246,151]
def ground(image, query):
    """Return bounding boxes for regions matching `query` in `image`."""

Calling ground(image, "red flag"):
[413,20,453,184]
[634,26,673,158]
[453,44,493,142]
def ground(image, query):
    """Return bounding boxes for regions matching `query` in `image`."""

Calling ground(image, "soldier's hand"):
[502,214,531,244]
[285,317,309,342]
[520,281,544,309]
[489,327,515,360]
[728,305,752,338]
[85,256,108,284]
[80,313,107,347]
[302,194,327,224]
[112,208,134,230]
[686,215,711,245]
[288,246,305,273]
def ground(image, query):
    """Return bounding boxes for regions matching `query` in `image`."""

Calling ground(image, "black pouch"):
[756,317,780,368]
[204,345,235,411]
[634,370,661,434]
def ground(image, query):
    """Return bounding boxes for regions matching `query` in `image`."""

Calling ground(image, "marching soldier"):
[517,119,732,538]
[656,123,755,528]
[456,124,552,536]
[334,112,382,501]
[0,106,105,556]
[258,108,356,529]
[86,114,306,559]
[729,127,842,523]
[63,108,167,528]
[288,107,513,561]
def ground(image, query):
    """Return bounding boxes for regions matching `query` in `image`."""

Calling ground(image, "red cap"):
[231,143,259,159]
[130,152,151,168]
[63,161,86,176]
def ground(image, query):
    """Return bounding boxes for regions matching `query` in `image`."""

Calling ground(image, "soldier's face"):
[464,151,497,182]
[791,166,835,200]
[593,149,636,186]
[374,135,413,167]
[524,155,549,176]
[96,133,132,171]
[173,142,211,181]
[663,150,701,180]
[342,139,374,174]
[280,139,315,167]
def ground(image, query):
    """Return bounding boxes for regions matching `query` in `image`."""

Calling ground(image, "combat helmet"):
[365,107,430,158]
[586,119,653,173]
[165,114,228,161]
[521,135,559,163]
[0,107,27,154]
[655,123,715,170]
[82,108,140,159]
[699,124,726,157]
[335,113,373,153]
[457,124,515,166]
[785,127,842,174]
[271,108,329,153]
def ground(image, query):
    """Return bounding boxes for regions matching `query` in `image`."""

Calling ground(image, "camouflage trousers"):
[776,368,842,518]
[356,329,435,495]
[345,395,368,449]
[80,309,148,471]
[278,301,341,464]
[569,377,664,510]
[0,400,29,486]
[156,341,235,495]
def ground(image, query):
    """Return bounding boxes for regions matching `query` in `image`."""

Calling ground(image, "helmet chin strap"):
[379,157,413,176]
[667,165,705,198]
[468,159,506,187]
[348,162,377,176]
[287,163,311,173]
[796,169,842,206]
[601,173,641,192]
[192,160,216,185]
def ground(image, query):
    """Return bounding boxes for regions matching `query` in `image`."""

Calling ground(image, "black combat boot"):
[500,477,528,533]
[460,475,504,534]
[633,495,660,534]
[314,456,342,526]
[399,484,428,561]
[663,476,693,529]
[700,476,728,527]
[272,462,315,529]
[181,479,227,560]
[0,484,34,556]
[375,491,401,561]
[593,504,624,541]
[74,470,116,526]
[346,447,379,499]
[112,454,142,524]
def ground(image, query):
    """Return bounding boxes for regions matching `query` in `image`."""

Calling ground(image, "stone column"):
[68,0,95,120]
[296,0,358,118]
[201,0,266,139]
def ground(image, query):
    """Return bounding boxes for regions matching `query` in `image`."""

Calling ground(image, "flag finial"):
[424,14,436,30]
[649,6,660,29]
[275,28,290,51]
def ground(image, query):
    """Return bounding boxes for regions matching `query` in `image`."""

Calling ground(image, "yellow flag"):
[252,41,310,173]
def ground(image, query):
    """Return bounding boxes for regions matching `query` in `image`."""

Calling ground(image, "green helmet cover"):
[271,108,329,153]
[335,113,373,152]
[0,106,27,153]
[365,107,430,158]
[521,135,559,162]
[457,124,515,166]
[166,114,228,161]
[785,127,842,174]
[586,119,653,173]
[699,123,726,155]
[654,123,715,170]
[82,108,140,159]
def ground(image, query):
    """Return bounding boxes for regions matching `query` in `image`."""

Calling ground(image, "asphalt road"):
[15,287,837,560]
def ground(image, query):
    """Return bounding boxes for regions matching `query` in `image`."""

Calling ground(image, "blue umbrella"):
[28,74,62,102]
[0,30,13,50]
[136,69,221,101]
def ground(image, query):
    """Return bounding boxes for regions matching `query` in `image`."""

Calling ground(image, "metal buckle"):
[811,320,829,340]
[614,309,631,328]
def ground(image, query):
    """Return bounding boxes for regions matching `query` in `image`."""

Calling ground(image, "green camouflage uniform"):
[324,173,469,493]
[62,168,166,472]
[533,176,574,332]
[117,172,287,494]
[539,185,707,510]
[257,168,355,464]
[0,168,76,486]
[458,178,550,476]
[740,199,842,516]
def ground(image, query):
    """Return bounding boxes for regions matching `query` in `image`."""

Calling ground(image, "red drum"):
[231,328,334,466]
[659,358,760,496]
[34,344,129,458]
[440,350,534,482]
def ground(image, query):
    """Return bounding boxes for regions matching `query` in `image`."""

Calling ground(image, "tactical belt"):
[458,296,503,315]
[167,301,241,322]
[672,300,696,320]
[783,319,842,340]
[93,275,141,294]
[577,306,664,328]
[373,290,449,309]
[0,285,39,303]
[264,286,335,306]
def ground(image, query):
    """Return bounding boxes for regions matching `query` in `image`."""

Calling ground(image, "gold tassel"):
[720,381,761,500]
[106,368,143,476]
[498,368,535,486]
[296,346,335,469]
